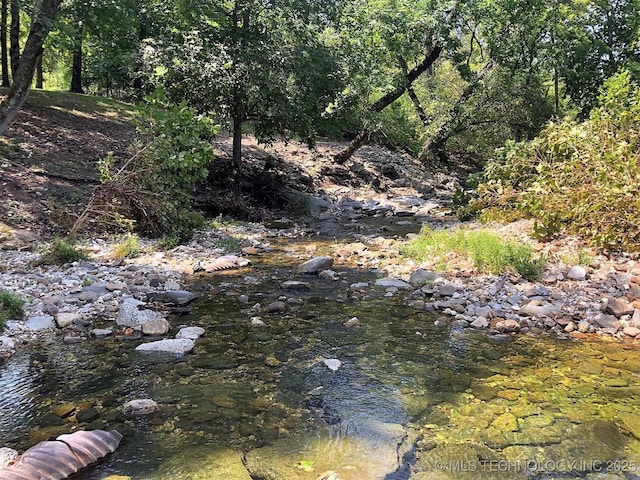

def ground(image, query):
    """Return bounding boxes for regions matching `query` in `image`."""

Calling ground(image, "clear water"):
[2,241,640,479]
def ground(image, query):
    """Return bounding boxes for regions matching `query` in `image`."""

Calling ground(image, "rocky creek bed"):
[2,181,640,479]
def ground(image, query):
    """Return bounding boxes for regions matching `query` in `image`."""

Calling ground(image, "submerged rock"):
[375,278,411,289]
[135,338,194,354]
[176,326,205,340]
[148,290,197,305]
[154,447,252,480]
[122,399,159,416]
[116,298,165,329]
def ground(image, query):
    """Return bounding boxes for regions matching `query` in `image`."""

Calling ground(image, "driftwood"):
[0,430,122,480]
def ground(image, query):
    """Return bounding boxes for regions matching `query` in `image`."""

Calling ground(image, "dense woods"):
[0,0,638,247]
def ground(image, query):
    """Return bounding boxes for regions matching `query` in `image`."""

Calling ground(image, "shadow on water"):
[2,232,640,479]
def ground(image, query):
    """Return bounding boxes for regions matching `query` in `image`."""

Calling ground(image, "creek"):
[1,224,640,480]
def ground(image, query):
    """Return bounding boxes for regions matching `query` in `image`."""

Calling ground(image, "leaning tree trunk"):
[399,55,429,125]
[8,0,17,78]
[334,2,459,164]
[1,0,9,86]
[334,45,444,164]
[0,0,63,135]
[419,59,495,162]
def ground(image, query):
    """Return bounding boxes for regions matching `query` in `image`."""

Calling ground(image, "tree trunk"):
[334,45,444,164]
[35,51,42,88]
[419,59,495,162]
[231,84,243,172]
[0,0,63,135]
[9,0,18,79]
[70,21,83,93]
[1,0,8,86]
[399,55,429,125]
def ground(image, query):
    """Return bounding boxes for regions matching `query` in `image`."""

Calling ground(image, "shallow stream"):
[2,231,640,480]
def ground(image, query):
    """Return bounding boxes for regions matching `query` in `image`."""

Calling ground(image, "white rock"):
[323,359,342,372]
[176,326,205,340]
[122,398,159,416]
[375,278,411,289]
[566,265,587,281]
[135,338,194,354]
[55,312,81,328]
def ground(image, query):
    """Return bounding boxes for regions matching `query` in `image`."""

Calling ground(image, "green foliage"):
[36,238,88,266]
[0,289,25,328]
[96,91,217,242]
[111,234,143,260]
[402,226,546,280]
[470,71,640,252]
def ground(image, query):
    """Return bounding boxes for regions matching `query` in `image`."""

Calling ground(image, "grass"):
[34,238,89,266]
[110,234,143,260]
[402,226,547,280]
[0,289,24,328]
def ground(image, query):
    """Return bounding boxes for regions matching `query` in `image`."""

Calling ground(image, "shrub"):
[111,234,143,260]
[0,289,25,328]
[468,71,640,252]
[402,226,546,280]
[35,238,89,266]
[72,89,217,243]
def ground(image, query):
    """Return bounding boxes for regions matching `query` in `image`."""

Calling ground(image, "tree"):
[142,0,344,172]
[8,0,17,77]
[0,0,63,135]
[330,0,460,162]
[1,0,8,86]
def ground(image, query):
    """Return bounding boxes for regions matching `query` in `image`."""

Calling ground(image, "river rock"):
[91,328,113,338]
[122,399,159,416]
[471,317,489,329]
[0,336,16,353]
[176,326,205,340]
[116,298,165,329]
[623,326,640,337]
[55,312,81,328]
[0,447,18,469]
[566,265,587,281]
[281,281,311,290]
[148,290,197,305]
[595,314,621,330]
[135,338,194,354]
[267,301,286,313]
[298,256,334,274]
[494,319,521,333]
[343,317,360,328]
[141,318,170,335]
[519,300,560,318]
[323,359,342,372]
[604,296,634,317]
[319,269,339,280]
[375,278,411,289]
[23,315,56,330]
[409,269,439,286]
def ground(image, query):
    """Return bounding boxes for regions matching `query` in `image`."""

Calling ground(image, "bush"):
[402,226,546,280]
[72,89,217,242]
[468,71,640,252]
[0,289,24,328]
[35,238,89,266]
[110,234,143,260]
